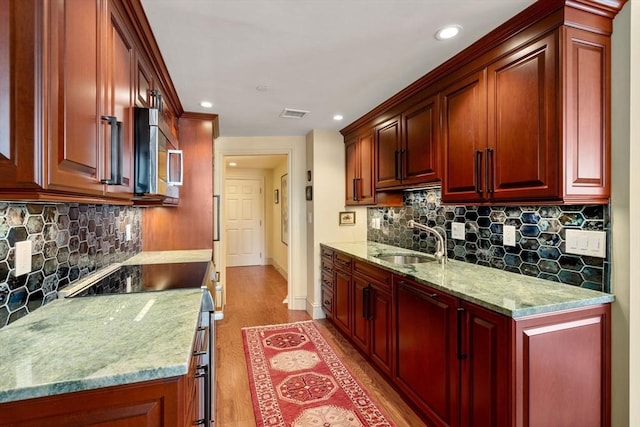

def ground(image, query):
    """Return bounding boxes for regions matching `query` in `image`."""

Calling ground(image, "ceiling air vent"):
[280,108,309,119]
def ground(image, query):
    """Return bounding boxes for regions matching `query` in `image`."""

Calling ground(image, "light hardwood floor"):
[215,265,427,427]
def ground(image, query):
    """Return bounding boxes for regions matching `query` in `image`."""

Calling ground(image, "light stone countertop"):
[124,249,212,265]
[322,241,614,318]
[0,288,204,404]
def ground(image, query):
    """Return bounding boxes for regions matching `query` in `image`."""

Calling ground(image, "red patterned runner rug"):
[242,320,395,427]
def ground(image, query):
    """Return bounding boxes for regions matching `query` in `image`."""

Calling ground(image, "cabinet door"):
[333,269,351,336]
[48,0,105,195]
[135,53,154,108]
[459,301,509,427]
[402,96,440,186]
[395,278,458,427]
[370,283,392,376]
[563,27,610,203]
[357,131,375,204]
[513,304,610,427]
[352,275,371,353]
[344,136,358,205]
[441,71,487,204]
[375,116,401,189]
[103,0,135,197]
[487,31,559,202]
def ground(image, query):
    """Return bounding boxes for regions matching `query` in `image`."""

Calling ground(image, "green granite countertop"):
[0,288,204,404]
[124,249,212,265]
[322,241,614,318]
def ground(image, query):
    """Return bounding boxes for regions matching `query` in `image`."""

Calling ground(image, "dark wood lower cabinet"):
[395,278,458,427]
[0,373,190,426]
[318,247,611,427]
[459,300,509,427]
[333,268,352,336]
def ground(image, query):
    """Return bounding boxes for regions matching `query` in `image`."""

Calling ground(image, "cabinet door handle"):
[352,178,358,201]
[474,150,483,193]
[395,150,401,180]
[457,307,467,360]
[100,116,123,185]
[362,286,370,319]
[485,148,494,194]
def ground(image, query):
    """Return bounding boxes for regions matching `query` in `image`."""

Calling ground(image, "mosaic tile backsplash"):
[368,189,610,293]
[0,202,142,327]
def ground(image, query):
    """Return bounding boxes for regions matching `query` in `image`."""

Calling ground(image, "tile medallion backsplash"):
[0,202,142,327]
[368,189,611,293]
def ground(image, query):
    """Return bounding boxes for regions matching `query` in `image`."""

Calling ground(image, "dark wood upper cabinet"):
[443,31,559,204]
[375,97,440,190]
[441,71,487,204]
[0,0,183,203]
[402,96,440,186]
[341,0,623,205]
[345,130,375,205]
[47,0,105,196]
[103,0,136,197]
[375,116,402,189]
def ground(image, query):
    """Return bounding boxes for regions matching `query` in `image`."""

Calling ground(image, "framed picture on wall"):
[339,211,356,225]
[281,174,288,245]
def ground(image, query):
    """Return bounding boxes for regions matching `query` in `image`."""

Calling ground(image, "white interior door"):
[225,178,264,266]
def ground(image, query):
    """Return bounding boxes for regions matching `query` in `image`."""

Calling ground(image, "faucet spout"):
[408,220,447,266]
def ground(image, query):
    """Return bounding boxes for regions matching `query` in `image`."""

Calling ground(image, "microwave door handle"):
[167,149,183,186]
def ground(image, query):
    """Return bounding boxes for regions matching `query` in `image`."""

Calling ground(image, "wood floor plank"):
[215,265,427,427]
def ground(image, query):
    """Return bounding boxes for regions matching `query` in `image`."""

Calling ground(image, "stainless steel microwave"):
[133,107,182,198]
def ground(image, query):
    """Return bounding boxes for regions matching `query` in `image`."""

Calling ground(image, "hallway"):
[214,265,426,426]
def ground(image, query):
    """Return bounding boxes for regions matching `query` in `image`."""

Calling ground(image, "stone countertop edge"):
[123,249,213,265]
[321,241,614,318]
[0,289,204,404]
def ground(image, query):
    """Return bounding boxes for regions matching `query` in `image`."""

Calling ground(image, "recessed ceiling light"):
[228,162,237,167]
[256,85,269,92]
[333,114,344,121]
[435,25,462,41]
[200,101,213,108]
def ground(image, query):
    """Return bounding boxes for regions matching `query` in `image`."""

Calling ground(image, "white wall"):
[215,136,307,310]
[271,158,289,276]
[611,2,640,425]
[305,130,367,318]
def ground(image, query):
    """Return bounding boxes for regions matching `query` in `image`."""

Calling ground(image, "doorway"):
[225,178,264,267]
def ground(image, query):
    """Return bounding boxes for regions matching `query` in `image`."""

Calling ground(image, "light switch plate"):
[451,222,465,240]
[125,224,132,241]
[503,225,516,247]
[565,229,606,258]
[15,240,32,277]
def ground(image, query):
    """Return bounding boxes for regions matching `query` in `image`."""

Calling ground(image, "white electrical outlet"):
[503,225,516,247]
[375,218,381,229]
[125,224,132,241]
[451,222,465,240]
[15,240,32,277]
[565,229,606,258]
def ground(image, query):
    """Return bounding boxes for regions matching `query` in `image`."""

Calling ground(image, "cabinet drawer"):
[321,286,334,317]
[334,253,352,271]
[321,272,333,289]
[321,247,334,262]
[321,258,333,274]
[354,260,391,288]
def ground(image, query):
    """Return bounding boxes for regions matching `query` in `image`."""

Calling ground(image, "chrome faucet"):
[408,220,447,266]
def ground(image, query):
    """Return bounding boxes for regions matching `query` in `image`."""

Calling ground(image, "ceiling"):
[140,0,536,138]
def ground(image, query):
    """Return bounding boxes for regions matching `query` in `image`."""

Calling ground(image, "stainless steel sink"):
[375,254,435,264]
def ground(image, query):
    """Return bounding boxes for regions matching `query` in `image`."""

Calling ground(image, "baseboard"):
[306,299,326,320]
[269,259,287,280]
[288,295,306,311]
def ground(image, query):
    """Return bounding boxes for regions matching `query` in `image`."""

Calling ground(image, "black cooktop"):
[68,262,210,297]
